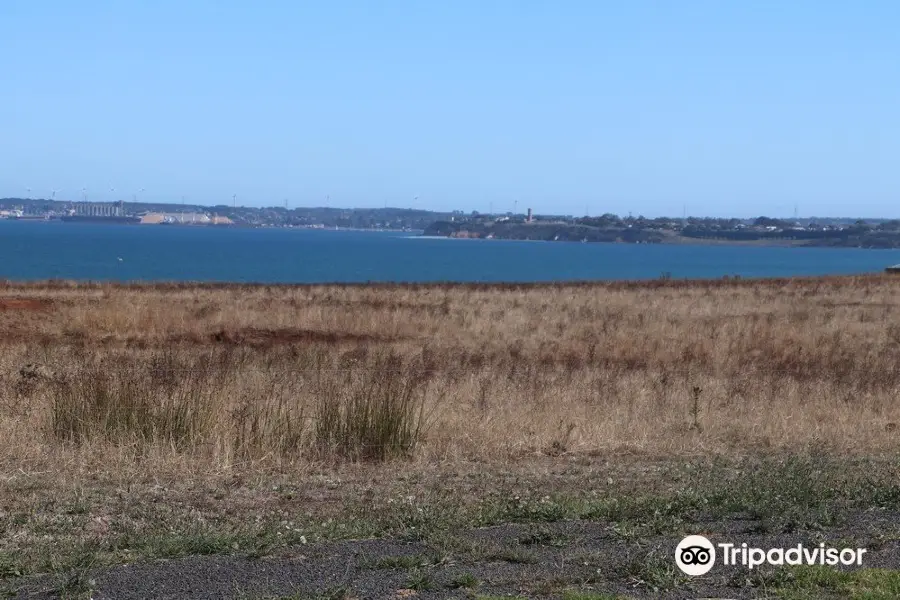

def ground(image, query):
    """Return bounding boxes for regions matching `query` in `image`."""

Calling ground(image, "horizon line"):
[0,197,894,221]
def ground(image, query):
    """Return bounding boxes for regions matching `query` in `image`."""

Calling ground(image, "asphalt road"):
[7,514,900,599]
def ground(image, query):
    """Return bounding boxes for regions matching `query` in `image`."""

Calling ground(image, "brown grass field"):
[2,276,900,598]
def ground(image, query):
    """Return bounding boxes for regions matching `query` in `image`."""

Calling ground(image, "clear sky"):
[2,1,898,217]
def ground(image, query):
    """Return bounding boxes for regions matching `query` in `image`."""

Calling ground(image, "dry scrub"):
[0,276,898,472]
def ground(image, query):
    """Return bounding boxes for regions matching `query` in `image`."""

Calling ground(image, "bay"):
[1,220,897,283]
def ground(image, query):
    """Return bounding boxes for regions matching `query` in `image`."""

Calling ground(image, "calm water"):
[1,220,897,283]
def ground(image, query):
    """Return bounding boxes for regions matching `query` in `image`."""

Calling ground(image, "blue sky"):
[2,1,899,217]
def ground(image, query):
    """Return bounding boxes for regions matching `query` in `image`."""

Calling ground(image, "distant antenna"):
[514,199,518,215]
[82,187,88,202]
[284,198,288,210]
[50,189,57,201]
[793,203,798,221]
[232,194,237,209]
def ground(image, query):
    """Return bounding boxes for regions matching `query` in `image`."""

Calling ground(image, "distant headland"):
[424,213,900,249]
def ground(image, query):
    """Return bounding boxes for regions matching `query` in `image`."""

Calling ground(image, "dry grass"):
[1,275,899,469]
[2,276,900,579]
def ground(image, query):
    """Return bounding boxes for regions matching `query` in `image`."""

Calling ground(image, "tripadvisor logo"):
[675,535,716,576]
[675,535,868,575]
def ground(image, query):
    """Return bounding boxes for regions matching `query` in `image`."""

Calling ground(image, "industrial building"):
[71,201,124,217]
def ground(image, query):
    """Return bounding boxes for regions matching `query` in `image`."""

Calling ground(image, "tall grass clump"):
[49,359,219,451]
[228,370,308,460]
[314,353,428,461]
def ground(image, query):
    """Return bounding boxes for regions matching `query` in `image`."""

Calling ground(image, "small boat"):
[885,265,900,274]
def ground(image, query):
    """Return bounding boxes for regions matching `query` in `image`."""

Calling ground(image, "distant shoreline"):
[0,219,420,234]
[422,220,900,249]
[0,218,894,250]
[417,231,888,250]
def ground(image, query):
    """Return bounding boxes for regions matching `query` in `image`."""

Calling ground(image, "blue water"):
[1,220,897,283]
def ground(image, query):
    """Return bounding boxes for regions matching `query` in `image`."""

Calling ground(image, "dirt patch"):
[0,298,52,311]
[0,327,406,351]
[202,327,405,347]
